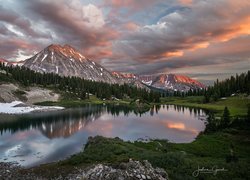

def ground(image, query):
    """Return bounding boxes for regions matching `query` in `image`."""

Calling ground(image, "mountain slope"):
[138,74,205,92]
[23,44,118,83]
[112,72,204,92]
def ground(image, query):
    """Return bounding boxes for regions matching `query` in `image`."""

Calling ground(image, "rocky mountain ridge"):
[112,72,205,92]
[1,44,205,92]
[23,44,119,84]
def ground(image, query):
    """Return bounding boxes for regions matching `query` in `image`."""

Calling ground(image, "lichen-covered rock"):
[0,160,168,180]
[73,159,168,180]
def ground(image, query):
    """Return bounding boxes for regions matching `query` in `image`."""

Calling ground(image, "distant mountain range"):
[112,72,205,92]
[140,74,205,91]
[1,44,205,92]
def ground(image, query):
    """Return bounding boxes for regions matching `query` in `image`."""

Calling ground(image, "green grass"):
[21,95,250,179]
[161,95,250,117]
[35,94,153,115]
[53,125,250,180]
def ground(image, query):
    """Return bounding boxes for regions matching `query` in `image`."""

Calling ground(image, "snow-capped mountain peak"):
[23,44,118,83]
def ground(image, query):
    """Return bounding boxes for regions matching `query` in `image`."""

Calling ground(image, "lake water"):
[0,105,206,167]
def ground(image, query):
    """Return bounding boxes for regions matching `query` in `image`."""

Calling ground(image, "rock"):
[147,175,152,179]
[74,159,168,180]
[136,174,141,179]
[0,160,168,180]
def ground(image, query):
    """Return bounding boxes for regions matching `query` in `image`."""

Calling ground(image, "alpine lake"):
[0,104,207,167]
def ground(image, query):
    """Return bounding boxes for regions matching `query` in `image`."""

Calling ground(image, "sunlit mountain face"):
[138,74,205,91]
[23,44,119,83]
[1,0,249,81]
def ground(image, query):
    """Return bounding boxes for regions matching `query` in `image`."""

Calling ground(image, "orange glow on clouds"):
[163,51,183,58]
[190,42,210,51]
[178,0,193,6]
[215,17,250,42]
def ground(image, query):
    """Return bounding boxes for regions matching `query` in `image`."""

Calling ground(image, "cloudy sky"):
[0,0,250,82]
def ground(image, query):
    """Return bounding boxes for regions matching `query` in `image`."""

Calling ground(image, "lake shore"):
[161,95,250,117]
[2,124,250,180]
[1,95,249,179]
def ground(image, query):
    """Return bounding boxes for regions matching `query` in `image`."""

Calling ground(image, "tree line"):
[0,63,161,103]
[202,71,250,103]
[166,71,250,102]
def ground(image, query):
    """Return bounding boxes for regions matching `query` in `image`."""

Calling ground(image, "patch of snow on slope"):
[41,54,48,62]
[0,101,64,114]
[37,66,47,72]
[33,53,41,63]
[142,80,152,85]
[79,53,85,58]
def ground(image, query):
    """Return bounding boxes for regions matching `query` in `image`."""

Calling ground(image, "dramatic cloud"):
[0,0,118,60]
[0,0,249,81]
[103,0,162,10]
[115,0,250,61]
[25,0,118,55]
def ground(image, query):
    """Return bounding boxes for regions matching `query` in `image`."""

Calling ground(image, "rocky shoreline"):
[0,159,168,180]
[0,162,40,180]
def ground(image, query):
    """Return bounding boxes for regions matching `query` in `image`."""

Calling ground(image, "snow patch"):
[56,66,59,73]
[79,53,85,58]
[0,101,64,114]
[33,53,41,63]
[92,61,95,65]
[38,66,47,72]
[41,54,48,62]
[142,80,152,85]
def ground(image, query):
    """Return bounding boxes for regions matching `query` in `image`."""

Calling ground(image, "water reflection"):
[0,105,206,167]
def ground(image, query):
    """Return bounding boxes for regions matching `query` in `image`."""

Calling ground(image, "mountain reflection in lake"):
[0,105,206,167]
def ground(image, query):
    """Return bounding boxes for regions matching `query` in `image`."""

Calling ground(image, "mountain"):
[0,58,8,63]
[112,71,136,79]
[20,44,204,91]
[138,74,205,92]
[112,71,204,92]
[23,44,118,83]
[112,71,150,90]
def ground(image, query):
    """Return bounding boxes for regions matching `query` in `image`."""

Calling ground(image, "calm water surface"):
[0,105,206,167]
